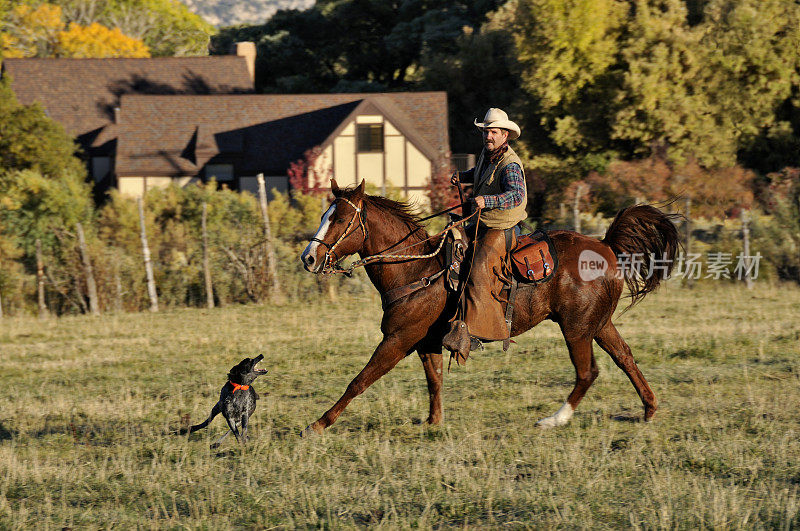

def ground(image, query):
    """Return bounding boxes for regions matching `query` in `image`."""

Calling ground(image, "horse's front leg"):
[303,335,408,436]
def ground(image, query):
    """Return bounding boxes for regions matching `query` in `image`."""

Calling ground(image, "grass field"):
[0,282,799,528]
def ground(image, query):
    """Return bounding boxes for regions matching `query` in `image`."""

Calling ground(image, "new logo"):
[578,249,608,281]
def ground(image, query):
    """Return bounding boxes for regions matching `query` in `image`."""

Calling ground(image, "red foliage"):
[288,146,332,195]
[759,167,800,214]
[427,160,460,213]
[589,155,754,218]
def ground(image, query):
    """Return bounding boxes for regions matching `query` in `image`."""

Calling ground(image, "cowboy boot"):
[442,320,470,364]
[442,320,472,366]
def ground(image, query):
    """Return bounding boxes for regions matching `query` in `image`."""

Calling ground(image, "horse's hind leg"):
[537,335,599,428]
[418,351,443,425]
[595,321,657,421]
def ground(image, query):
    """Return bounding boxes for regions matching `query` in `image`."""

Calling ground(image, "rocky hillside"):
[180,0,313,27]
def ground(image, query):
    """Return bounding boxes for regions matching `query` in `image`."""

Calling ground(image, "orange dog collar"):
[229,382,250,393]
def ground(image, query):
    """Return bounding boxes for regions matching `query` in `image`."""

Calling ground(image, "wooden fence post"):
[113,251,123,313]
[684,196,693,288]
[137,197,159,312]
[202,201,215,309]
[36,238,47,319]
[76,222,100,315]
[256,174,282,301]
[741,209,753,289]
[573,184,585,233]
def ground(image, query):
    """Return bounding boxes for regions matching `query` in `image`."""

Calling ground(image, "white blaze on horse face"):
[301,203,337,269]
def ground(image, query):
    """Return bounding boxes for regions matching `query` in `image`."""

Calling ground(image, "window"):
[205,163,234,182]
[91,157,111,183]
[356,124,384,152]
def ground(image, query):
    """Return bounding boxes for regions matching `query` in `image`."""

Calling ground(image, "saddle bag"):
[510,230,557,283]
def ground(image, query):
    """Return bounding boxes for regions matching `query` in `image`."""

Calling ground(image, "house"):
[1,44,255,190]
[2,46,451,203]
[114,92,450,202]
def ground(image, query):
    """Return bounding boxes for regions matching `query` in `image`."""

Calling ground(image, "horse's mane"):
[362,194,424,232]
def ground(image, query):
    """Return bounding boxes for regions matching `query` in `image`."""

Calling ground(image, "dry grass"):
[0,283,798,528]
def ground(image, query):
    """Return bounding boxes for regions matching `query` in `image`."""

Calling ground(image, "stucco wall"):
[117,176,200,198]
[323,114,432,203]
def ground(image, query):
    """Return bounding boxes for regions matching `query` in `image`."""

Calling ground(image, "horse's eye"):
[336,218,345,224]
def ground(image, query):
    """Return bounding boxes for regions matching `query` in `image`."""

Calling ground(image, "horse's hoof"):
[536,403,574,428]
[644,406,657,422]
[300,424,322,438]
[536,417,560,429]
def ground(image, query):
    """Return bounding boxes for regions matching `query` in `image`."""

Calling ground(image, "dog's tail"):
[181,403,220,435]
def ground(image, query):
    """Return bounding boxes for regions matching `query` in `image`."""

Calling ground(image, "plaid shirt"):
[481,162,524,210]
[460,162,525,210]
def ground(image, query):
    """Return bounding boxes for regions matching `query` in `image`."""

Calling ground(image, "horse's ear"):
[330,178,341,197]
[356,179,365,196]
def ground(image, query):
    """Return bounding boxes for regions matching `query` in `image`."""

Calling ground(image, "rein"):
[313,196,484,310]
[323,206,480,277]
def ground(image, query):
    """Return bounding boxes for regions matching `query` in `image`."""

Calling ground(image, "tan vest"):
[473,145,528,229]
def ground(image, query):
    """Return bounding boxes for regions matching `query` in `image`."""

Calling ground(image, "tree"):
[0,3,151,59]
[700,0,800,165]
[427,165,460,213]
[513,0,626,158]
[587,156,753,218]
[211,0,505,93]
[0,77,85,178]
[0,4,63,58]
[610,0,800,168]
[97,0,214,56]
[610,0,725,166]
[57,21,149,57]
[1,0,213,58]
[421,6,521,153]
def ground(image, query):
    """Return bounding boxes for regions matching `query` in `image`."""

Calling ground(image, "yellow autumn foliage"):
[57,22,150,58]
[0,4,64,58]
[0,3,149,59]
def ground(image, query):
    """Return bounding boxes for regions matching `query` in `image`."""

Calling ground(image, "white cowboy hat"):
[474,107,520,140]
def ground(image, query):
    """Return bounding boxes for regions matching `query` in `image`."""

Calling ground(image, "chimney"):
[232,41,256,84]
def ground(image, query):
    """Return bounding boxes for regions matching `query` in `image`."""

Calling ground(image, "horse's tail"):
[602,204,683,308]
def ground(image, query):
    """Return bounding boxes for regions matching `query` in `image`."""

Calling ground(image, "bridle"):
[310,196,368,274]
[310,195,481,278]
[308,194,483,310]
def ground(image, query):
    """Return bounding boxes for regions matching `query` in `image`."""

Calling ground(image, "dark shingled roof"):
[114,92,449,177]
[1,57,254,149]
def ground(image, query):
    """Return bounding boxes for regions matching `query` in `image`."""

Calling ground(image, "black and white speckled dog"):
[188,355,267,448]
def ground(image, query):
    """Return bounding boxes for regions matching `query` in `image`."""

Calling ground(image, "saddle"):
[443,225,558,353]
[443,224,558,287]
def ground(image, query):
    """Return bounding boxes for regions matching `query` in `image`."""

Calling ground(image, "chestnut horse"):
[300,180,680,435]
